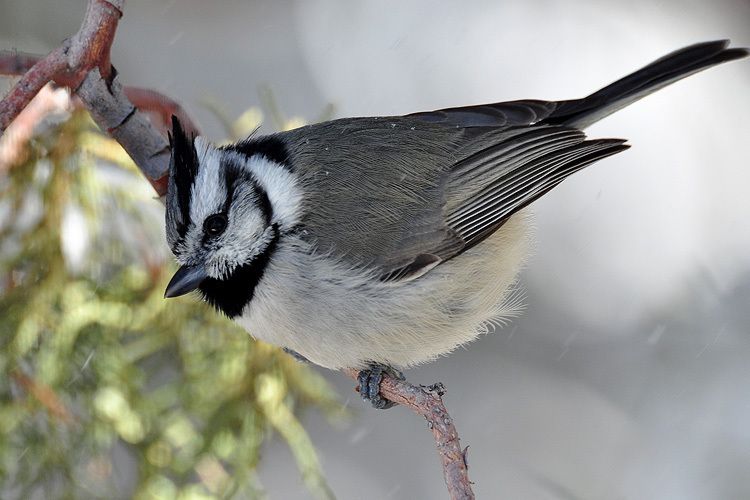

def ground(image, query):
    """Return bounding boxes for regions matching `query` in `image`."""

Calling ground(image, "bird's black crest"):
[169,116,199,237]
[199,224,280,318]
[225,136,291,169]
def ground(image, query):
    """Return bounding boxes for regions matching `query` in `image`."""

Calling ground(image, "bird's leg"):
[357,363,405,410]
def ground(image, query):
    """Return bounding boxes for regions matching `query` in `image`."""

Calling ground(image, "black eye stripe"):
[191,159,275,247]
[223,159,242,214]
[250,177,273,226]
[223,160,273,227]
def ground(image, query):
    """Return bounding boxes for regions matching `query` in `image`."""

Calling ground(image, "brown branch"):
[0,47,67,131]
[0,0,121,130]
[1,52,196,135]
[342,368,475,499]
[122,87,198,133]
[1,2,476,499]
[0,0,173,196]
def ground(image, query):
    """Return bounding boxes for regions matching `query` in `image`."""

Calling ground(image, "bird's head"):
[164,117,284,317]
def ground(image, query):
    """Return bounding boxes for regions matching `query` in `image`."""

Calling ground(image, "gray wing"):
[268,41,746,279]
[406,99,558,128]
[277,112,628,281]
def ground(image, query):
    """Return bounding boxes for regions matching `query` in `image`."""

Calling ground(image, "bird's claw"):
[357,364,404,410]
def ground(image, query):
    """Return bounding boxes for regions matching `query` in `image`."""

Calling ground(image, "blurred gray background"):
[2,0,750,498]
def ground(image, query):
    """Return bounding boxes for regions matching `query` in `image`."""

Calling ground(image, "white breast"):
[235,212,531,370]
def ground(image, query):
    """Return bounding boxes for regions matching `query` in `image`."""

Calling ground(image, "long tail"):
[542,40,748,129]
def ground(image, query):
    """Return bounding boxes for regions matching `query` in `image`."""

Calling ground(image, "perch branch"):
[1,2,476,498]
[342,368,474,499]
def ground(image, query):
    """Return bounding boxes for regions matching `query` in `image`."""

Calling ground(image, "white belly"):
[236,213,531,370]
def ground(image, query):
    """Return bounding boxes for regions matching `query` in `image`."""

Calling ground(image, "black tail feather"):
[543,40,749,129]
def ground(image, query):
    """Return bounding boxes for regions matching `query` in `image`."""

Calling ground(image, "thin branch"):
[0,0,122,130]
[1,2,477,499]
[0,52,195,134]
[342,368,474,499]
[0,47,67,131]
[0,0,172,196]
[122,87,198,134]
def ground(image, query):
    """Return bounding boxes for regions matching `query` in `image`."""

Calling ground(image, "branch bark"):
[0,51,197,133]
[0,2,476,498]
[343,368,474,499]
[0,0,172,196]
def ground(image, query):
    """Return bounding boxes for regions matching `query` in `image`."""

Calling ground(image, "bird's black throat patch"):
[198,224,280,318]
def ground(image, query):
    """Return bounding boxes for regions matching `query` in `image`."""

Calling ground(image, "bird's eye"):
[203,213,228,236]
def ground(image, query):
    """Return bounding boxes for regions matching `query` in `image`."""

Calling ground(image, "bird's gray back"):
[280,117,468,273]
[273,108,627,278]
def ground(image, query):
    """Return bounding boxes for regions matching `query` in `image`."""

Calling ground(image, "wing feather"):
[408,99,558,128]
[277,114,628,281]
[453,140,629,242]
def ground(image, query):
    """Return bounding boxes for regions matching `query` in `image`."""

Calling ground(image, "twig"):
[1,2,476,498]
[0,0,122,130]
[0,0,172,196]
[0,51,197,135]
[342,368,475,499]
[0,47,67,131]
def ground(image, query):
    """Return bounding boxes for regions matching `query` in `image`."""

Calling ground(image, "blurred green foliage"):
[0,100,343,499]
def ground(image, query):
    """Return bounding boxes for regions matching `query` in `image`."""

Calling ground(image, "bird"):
[164,40,747,409]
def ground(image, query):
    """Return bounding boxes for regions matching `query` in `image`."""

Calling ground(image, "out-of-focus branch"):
[1,3,476,498]
[12,371,75,424]
[0,85,71,170]
[122,87,198,134]
[342,368,475,500]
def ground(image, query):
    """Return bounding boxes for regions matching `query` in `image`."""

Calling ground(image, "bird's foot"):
[357,364,405,410]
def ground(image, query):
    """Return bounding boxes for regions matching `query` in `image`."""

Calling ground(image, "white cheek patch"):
[208,199,267,278]
[179,141,301,278]
[242,155,303,228]
[190,137,226,223]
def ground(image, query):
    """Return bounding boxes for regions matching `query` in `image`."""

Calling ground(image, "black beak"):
[164,264,208,298]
